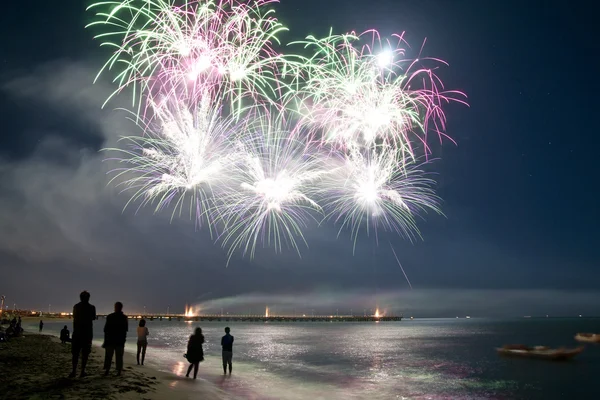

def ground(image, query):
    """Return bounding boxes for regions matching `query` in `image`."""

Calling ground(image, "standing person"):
[103,302,128,376]
[70,290,97,378]
[185,327,204,379]
[39,320,44,332]
[221,327,234,375]
[136,319,149,365]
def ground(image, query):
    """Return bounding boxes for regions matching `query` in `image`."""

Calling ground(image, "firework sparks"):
[184,304,199,317]
[219,115,328,259]
[106,93,238,230]
[292,30,466,161]
[320,146,443,247]
[87,0,289,114]
[91,0,465,261]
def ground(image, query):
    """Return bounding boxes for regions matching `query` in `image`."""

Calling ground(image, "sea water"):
[34,318,600,399]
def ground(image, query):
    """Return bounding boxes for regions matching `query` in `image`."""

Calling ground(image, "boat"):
[575,333,600,343]
[496,344,584,361]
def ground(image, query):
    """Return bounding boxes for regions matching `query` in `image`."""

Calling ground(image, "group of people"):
[183,326,234,379]
[66,291,234,379]
[3,316,24,339]
[68,293,141,377]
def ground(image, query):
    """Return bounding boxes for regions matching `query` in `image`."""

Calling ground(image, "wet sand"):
[0,332,229,400]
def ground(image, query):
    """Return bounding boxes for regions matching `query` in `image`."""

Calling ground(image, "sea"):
[30,318,600,399]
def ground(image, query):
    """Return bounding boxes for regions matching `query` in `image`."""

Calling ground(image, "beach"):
[3,318,600,399]
[0,330,229,400]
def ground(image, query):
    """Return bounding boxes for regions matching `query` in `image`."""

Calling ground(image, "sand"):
[0,332,231,400]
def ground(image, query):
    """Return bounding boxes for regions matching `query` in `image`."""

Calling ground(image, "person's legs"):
[116,346,124,374]
[70,342,81,377]
[104,345,115,373]
[193,362,199,379]
[81,342,91,377]
[186,362,194,377]
[137,342,142,365]
[222,351,232,374]
[228,353,232,374]
[141,342,147,365]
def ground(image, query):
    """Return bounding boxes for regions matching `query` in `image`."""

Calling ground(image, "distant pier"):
[93,314,403,323]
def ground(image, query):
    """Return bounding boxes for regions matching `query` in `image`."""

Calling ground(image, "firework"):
[218,115,329,259]
[105,93,239,232]
[86,0,289,114]
[319,146,442,248]
[90,0,465,261]
[291,30,466,162]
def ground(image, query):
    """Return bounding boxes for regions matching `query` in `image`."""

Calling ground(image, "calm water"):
[33,318,600,399]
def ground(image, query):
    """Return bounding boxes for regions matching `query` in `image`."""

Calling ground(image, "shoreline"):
[0,330,232,400]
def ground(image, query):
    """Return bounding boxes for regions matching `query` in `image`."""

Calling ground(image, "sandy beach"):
[0,331,231,400]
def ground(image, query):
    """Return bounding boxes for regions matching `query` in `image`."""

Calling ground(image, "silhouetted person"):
[70,290,97,378]
[136,319,149,365]
[221,327,234,375]
[39,320,44,332]
[6,317,19,338]
[103,302,128,376]
[60,325,71,343]
[185,327,204,379]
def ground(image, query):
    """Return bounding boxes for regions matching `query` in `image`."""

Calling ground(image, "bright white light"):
[377,50,394,68]
[344,81,358,94]
[241,170,303,213]
[229,64,247,81]
[187,55,212,80]
[176,42,191,57]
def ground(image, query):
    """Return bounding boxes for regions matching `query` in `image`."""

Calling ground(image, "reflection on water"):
[32,318,600,399]
[172,360,186,376]
[170,361,187,387]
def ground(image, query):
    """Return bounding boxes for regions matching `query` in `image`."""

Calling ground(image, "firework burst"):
[87,0,289,115]
[219,115,329,259]
[291,30,465,161]
[106,94,239,232]
[90,0,466,261]
[320,146,442,248]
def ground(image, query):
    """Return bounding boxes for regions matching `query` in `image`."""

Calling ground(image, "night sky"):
[1,1,598,317]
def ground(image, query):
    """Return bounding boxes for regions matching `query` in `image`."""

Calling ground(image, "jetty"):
[93,314,403,323]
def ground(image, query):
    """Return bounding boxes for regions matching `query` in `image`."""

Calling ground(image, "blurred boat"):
[496,344,584,361]
[575,333,600,343]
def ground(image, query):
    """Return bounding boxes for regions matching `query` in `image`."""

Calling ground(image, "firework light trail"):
[390,242,413,289]
[89,0,466,260]
[86,0,289,115]
[320,147,443,250]
[105,93,239,234]
[291,30,466,161]
[219,114,329,260]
